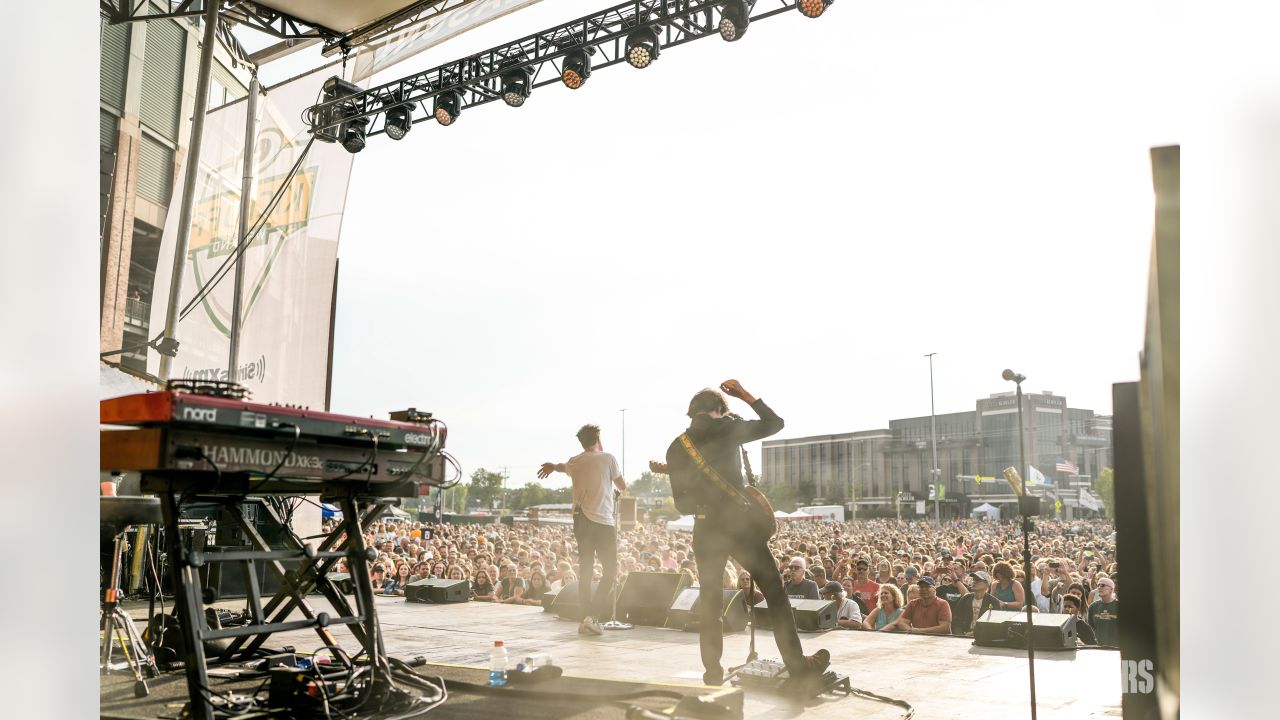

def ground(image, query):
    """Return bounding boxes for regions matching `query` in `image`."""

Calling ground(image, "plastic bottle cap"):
[494,641,503,647]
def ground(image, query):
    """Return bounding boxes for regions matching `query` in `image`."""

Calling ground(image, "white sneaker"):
[579,616,603,635]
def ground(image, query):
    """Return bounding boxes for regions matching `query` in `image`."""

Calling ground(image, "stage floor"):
[112,596,1122,719]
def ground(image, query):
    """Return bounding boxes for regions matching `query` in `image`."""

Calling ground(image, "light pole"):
[1003,368,1037,720]
[926,353,940,524]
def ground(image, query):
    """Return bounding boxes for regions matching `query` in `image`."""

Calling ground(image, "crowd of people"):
[322,514,1119,646]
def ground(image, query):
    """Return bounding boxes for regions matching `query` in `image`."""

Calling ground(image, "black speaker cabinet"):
[326,572,354,595]
[666,588,747,633]
[753,597,837,632]
[617,571,692,627]
[405,578,470,604]
[542,588,559,613]
[200,545,283,600]
[973,610,1077,650]
[549,580,600,620]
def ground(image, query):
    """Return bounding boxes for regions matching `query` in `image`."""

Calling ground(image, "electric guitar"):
[650,449,776,538]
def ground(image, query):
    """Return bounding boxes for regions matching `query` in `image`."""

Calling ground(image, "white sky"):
[244,0,1179,489]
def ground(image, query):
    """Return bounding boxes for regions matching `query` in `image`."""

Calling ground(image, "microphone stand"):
[1008,372,1038,720]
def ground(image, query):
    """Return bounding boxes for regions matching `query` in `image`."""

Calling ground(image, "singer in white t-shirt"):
[538,424,625,635]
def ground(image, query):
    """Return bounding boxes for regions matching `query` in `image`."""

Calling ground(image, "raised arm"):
[720,379,785,444]
[537,461,567,480]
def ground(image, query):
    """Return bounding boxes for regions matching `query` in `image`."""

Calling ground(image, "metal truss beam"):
[319,0,476,57]
[305,0,809,141]
[100,1,344,43]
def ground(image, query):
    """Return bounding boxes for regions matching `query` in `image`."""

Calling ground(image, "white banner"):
[148,71,358,408]
[351,0,546,83]
[1079,490,1103,512]
[1026,465,1050,486]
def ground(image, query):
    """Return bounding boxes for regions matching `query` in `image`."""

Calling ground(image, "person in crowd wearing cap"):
[990,561,1026,611]
[885,576,953,635]
[899,565,919,598]
[863,584,906,631]
[951,571,1000,636]
[821,581,863,628]
[1087,576,1119,646]
[783,557,821,599]
[851,558,881,612]
[538,423,626,636]
[1061,593,1098,645]
[810,564,830,592]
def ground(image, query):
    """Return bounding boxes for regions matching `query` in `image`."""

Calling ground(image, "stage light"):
[797,0,832,19]
[625,27,660,69]
[341,108,369,153]
[562,48,593,89]
[500,67,533,107]
[384,98,414,140]
[433,90,462,126]
[719,0,750,41]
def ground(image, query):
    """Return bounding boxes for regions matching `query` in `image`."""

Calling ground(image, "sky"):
[241,0,1179,490]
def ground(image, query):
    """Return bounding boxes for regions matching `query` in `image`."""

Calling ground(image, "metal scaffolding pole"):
[158,0,222,381]
[228,72,260,382]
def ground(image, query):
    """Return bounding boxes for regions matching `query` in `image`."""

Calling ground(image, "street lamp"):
[1003,367,1038,720]
[926,353,940,524]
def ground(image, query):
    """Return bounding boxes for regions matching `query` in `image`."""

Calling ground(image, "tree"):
[763,482,797,512]
[508,482,552,512]
[796,479,816,505]
[468,468,506,510]
[1094,467,1115,518]
[630,471,671,498]
[444,484,468,514]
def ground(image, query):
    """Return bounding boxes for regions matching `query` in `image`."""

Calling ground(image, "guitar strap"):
[678,433,750,508]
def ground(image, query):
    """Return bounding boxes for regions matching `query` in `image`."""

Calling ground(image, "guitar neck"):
[741,447,756,487]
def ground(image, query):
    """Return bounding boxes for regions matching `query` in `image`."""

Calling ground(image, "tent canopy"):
[971,503,1001,520]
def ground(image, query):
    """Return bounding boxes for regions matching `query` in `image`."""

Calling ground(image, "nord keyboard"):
[100,383,448,494]
[101,389,444,452]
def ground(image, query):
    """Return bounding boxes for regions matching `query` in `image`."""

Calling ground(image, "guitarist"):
[662,380,830,687]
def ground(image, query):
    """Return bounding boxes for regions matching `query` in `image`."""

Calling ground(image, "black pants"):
[572,510,617,620]
[693,517,806,678]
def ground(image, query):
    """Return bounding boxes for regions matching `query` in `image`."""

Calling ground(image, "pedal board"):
[730,659,851,697]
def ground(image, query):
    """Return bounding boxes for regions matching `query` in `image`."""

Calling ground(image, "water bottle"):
[488,641,508,686]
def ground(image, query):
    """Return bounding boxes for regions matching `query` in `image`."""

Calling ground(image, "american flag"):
[1055,458,1079,474]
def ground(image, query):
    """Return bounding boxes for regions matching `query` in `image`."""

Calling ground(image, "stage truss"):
[305,0,819,141]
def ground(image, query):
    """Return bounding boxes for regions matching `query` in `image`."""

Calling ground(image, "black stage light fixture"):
[500,67,533,107]
[562,48,593,89]
[625,26,660,69]
[719,0,750,42]
[797,0,833,18]
[314,76,362,143]
[341,107,369,153]
[383,96,414,140]
[433,90,462,126]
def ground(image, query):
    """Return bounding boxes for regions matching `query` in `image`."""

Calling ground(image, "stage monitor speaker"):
[752,597,836,632]
[973,609,1077,650]
[326,573,354,595]
[617,571,692,626]
[666,588,747,633]
[405,578,470,604]
[549,580,600,621]
[200,545,283,600]
[542,588,559,613]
